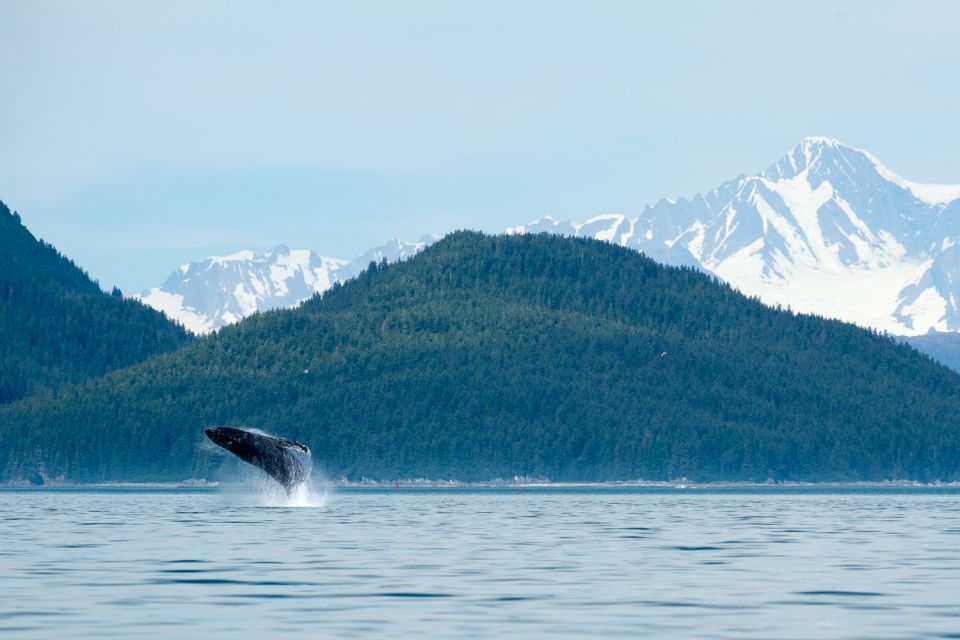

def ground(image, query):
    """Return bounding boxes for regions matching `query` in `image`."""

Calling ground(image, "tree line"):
[2,230,959,483]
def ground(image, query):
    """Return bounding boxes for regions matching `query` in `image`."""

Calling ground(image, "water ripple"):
[2,486,960,638]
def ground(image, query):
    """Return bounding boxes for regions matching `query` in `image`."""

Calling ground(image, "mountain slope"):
[3,232,959,483]
[138,245,346,334]
[138,236,437,333]
[139,139,960,342]
[0,201,193,404]
[903,332,960,373]
[511,137,960,336]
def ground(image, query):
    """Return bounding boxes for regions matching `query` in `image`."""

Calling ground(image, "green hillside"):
[0,201,193,404]
[2,231,959,483]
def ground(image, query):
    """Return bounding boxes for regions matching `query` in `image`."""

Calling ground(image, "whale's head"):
[204,426,247,451]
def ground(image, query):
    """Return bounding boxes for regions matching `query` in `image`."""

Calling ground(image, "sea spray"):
[217,466,330,507]
[254,471,330,508]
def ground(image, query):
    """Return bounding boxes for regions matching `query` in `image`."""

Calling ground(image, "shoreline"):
[4,479,960,490]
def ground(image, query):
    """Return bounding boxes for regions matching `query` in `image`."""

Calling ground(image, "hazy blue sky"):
[2,1,959,292]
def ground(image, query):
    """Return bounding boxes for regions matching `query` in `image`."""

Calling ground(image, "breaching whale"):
[205,426,311,493]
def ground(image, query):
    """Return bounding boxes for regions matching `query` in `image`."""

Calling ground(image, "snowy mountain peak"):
[138,247,345,334]
[762,136,859,182]
[209,249,255,265]
[508,138,960,335]
[139,236,438,334]
[141,138,960,337]
[761,137,960,207]
[801,135,842,145]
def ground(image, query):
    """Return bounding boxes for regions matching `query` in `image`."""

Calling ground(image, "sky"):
[2,0,959,293]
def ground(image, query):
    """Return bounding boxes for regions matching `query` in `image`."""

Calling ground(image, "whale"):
[205,426,311,493]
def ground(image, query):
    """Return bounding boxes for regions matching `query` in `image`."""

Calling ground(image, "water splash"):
[207,425,326,507]
[256,476,329,508]
[218,464,329,508]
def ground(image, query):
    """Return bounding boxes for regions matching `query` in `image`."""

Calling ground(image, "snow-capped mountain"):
[138,245,345,334]
[334,235,438,282]
[138,237,436,333]
[142,138,960,338]
[509,137,960,336]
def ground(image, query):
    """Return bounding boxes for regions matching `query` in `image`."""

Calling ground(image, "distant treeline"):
[2,231,959,483]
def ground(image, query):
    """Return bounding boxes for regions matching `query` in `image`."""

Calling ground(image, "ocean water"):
[2,486,960,638]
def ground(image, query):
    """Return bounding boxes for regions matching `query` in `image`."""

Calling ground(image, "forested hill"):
[3,231,960,483]
[0,201,193,404]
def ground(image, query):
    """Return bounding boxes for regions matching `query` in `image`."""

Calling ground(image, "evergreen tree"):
[2,231,959,483]
[0,201,193,404]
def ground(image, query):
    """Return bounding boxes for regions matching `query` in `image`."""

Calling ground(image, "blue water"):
[2,486,960,638]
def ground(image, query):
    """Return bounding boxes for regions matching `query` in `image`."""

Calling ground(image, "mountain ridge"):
[4,232,960,483]
[514,137,960,335]
[0,201,193,404]
[138,138,960,339]
[137,236,437,333]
